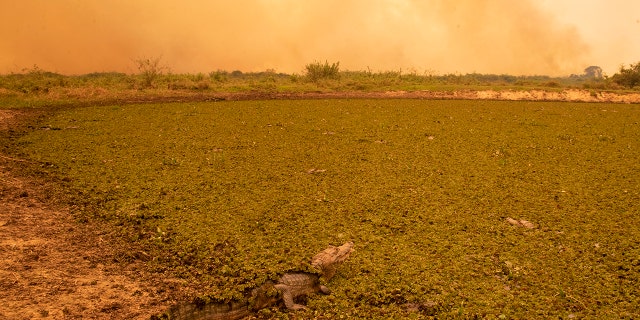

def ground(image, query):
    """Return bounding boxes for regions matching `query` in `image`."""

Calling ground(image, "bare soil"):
[0,90,638,319]
[212,88,640,103]
[0,109,177,319]
[32,88,640,104]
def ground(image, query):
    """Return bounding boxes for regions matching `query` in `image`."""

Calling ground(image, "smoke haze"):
[0,0,627,76]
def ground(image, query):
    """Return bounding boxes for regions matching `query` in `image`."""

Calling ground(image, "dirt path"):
[0,109,174,319]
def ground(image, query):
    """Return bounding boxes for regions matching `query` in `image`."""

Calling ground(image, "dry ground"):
[0,109,178,319]
[261,88,640,103]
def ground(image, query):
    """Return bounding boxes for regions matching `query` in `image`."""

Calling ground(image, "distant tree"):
[584,66,603,79]
[611,62,640,89]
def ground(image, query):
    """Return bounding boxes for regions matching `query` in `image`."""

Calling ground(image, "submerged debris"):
[404,300,442,316]
[506,217,536,229]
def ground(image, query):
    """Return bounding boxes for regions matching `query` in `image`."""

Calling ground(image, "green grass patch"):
[15,100,640,318]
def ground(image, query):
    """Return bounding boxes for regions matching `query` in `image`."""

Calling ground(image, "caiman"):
[157,241,354,319]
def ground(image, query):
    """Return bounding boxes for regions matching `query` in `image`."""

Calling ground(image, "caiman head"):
[310,241,354,281]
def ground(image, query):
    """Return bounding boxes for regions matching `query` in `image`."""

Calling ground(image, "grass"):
[9,99,640,318]
[1,66,636,109]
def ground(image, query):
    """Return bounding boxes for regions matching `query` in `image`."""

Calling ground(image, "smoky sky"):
[0,0,601,75]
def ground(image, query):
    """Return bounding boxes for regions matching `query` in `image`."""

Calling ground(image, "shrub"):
[544,81,560,88]
[209,70,228,82]
[305,60,340,82]
[134,57,166,88]
[611,62,640,89]
[0,65,66,94]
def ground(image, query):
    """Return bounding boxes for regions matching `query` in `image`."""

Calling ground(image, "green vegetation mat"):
[16,99,640,318]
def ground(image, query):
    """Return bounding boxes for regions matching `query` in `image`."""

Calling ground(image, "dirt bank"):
[0,109,177,319]
[214,89,640,103]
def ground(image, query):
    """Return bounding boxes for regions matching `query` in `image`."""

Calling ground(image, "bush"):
[0,65,66,94]
[209,70,228,82]
[612,62,640,89]
[134,57,166,88]
[544,81,560,88]
[305,60,340,82]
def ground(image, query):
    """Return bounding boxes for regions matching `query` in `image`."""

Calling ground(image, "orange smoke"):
[0,0,593,75]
